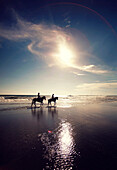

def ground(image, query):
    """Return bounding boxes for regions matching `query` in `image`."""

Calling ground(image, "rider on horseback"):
[31,94,46,108]
[48,94,58,106]
[52,94,54,99]
[38,93,40,99]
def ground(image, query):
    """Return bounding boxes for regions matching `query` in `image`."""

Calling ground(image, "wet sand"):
[0,103,117,170]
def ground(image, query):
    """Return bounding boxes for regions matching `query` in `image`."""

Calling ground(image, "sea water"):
[0,94,117,109]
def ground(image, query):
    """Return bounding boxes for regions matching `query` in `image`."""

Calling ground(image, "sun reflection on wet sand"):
[40,120,77,169]
[57,121,74,158]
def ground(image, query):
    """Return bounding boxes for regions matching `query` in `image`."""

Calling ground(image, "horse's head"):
[56,97,58,100]
[43,96,46,100]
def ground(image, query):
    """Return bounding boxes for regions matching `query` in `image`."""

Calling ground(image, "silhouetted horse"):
[31,96,46,107]
[48,97,58,106]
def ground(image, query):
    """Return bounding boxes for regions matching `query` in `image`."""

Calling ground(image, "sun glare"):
[58,44,73,66]
[54,39,75,67]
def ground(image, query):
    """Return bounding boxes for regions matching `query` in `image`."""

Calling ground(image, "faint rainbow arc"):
[44,2,117,38]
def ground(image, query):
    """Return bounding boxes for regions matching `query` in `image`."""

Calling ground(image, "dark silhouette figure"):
[38,93,40,99]
[31,96,46,108]
[52,94,54,99]
[48,97,58,106]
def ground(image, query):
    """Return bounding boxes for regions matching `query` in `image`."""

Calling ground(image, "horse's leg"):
[48,101,51,106]
[34,101,36,108]
[31,100,34,108]
[31,101,33,108]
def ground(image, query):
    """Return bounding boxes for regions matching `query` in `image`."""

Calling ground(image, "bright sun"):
[55,42,75,67]
[58,44,73,65]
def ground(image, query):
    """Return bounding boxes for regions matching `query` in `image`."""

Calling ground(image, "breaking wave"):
[0,95,117,105]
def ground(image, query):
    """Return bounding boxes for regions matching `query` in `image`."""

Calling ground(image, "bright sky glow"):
[58,44,73,66]
[55,41,75,67]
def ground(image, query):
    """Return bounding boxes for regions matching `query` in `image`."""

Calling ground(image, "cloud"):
[71,64,109,74]
[72,72,85,76]
[76,82,117,94]
[65,24,71,28]
[0,13,111,74]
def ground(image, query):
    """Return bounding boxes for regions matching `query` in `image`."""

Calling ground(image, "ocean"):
[0,94,117,108]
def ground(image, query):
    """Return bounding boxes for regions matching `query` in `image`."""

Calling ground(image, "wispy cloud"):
[0,13,111,74]
[76,82,117,94]
[72,72,85,76]
[71,64,109,74]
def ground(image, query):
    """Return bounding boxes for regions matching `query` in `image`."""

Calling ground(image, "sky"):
[0,0,117,95]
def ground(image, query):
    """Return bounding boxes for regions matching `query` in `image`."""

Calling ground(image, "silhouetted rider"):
[38,93,40,99]
[52,94,54,99]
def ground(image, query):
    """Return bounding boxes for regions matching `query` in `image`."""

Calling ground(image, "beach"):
[0,95,117,170]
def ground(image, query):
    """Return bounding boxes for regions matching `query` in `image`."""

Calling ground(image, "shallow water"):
[0,99,117,169]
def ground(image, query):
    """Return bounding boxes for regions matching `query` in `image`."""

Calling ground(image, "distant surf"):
[0,95,117,111]
[0,95,117,104]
